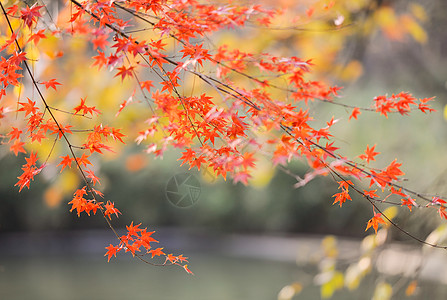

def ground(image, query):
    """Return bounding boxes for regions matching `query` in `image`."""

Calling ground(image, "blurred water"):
[1,230,446,300]
[1,253,303,300]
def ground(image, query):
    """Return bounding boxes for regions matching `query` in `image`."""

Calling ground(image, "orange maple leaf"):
[104,201,121,219]
[105,244,121,262]
[57,155,73,172]
[349,107,361,120]
[10,139,26,156]
[363,189,378,199]
[114,65,135,81]
[28,29,46,45]
[148,247,165,258]
[40,79,61,91]
[359,145,380,164]
[18,98,38,116]
[7,127,22,142]
[332,190,351,207]
[76,153,92,168]
[365,212,386,234]
[126,222,142,237]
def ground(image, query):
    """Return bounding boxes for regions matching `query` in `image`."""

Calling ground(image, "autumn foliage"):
[0,0,446,275]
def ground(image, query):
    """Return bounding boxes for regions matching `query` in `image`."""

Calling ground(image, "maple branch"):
[0,1,122,243]
[81,0,446,208]
[66,0,446,252]
[329,167,447,250]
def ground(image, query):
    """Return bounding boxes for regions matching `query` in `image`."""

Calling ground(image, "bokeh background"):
[1,0,447,299]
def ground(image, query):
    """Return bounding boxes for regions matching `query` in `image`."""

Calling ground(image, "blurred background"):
[1,0,447,299]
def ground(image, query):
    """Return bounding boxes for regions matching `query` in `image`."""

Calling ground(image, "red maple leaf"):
[105,244,121,262]
[104,201,121,219]
[20,4,43,28]
[349,107,361,120]
[28,29,46,45]
[76,153,92,168]
[92,51,108,70]
[359,145,380,164]
[438,207,447,220]
[40,79,61,91]
[140,80,154,92]
[183,264,194,275]
[85,169,100,185]
[25,151,38,166]
[92,34,109,50]
[114,65,135,81]
[7,127,22,142]
[73,97,101,116]
[365,212,386,234]
[18,98,39,116]
[384,159,404,180]
[10,139,26,156]
[363,189,378,199]
[126,222,142,237]
[401,197,416,211]
[148,247,165,258]
[57,155,73,172]
[332,190,351,207]
[139,229,158,248]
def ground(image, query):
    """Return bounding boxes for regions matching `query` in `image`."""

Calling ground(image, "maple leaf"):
[110,128,125,143]
[337,180,353,191]
[179,149,196,166]
[6,4,19,16]
[332,191,351,207]
[390,187,406,197]
[365,212,387,234]
[148,247,165,258]
[126,222,142,237]
[20,4,43,28]
[10,139,26,156]
[418,97,436,113]
[233,171,251,185]
[104,201,121,219]
[177,254,189,263]
[438,207,447,220]
[25,152,38,166]
[92,51,108,70]
[431,197,446,206]
[349,107,361,120]
[165,253,179,264]
[189,155,206,171]
[183,264,194,275]
[68,195,87,216]
[76,153,92,168]
[85,169,100,185]
[140,80,154,92]
[114,65,135,81]
[40,79,61,91]
[73,97,101,116]
[15,164,42,192]
[30,129,46,143]
[28,29,46,45]
[401,197,416,211]
[50,124,73,139]
[139,229,158,248]
[57,155,73,172]
[363,189,378,199]
[105,244,121,262]
[384,159,404,180]
[18,98,39,117]
[125,242,141,256]
[7,127,22,142]
[359,145,380,164]
[92,34,109,50]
